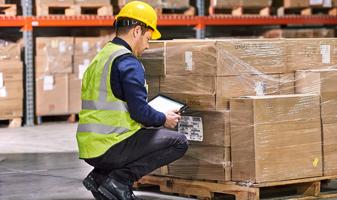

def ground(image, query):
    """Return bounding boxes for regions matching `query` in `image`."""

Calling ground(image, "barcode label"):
[178,116,203,141]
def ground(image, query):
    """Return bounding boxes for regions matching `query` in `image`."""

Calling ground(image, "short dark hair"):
[115,17,153,36]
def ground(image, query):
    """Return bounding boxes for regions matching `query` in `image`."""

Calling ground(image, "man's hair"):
[115,17,153,36]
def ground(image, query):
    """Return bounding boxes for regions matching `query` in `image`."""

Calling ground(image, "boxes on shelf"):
[68,74,82,114]
[35,73,69,116]
[230,94,322,183]
[118,0,190,9]
[211,0,270,8]
[263,29,335,38]
[36,37,74,74]
[0,39,21,61]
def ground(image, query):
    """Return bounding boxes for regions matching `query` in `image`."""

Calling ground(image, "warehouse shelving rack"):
[3,0,337,126]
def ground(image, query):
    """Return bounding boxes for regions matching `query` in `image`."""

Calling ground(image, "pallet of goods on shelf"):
[209,0,271,16]
[0,38,23,128]
[0,1,16,16]
[137,38,337,200]
[35,0,113,16]
[118,0,195,16]
[273,0,337,16]
[263,28,336,38]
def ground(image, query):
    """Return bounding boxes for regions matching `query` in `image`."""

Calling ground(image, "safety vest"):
[76,42,142,159]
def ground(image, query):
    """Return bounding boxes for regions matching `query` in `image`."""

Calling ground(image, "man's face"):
[133,25,153,57]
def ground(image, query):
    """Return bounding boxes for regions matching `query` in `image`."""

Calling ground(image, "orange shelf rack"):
[1,15,337,29]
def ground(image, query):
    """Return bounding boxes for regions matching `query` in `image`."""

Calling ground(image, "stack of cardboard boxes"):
[142,38,337,183]
[0,39,23,120]
[35,36,107,116]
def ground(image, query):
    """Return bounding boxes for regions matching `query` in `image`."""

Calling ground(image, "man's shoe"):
[83,171,109,200]
[98,177,142,200]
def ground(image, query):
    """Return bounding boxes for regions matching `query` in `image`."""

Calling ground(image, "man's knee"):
[176,133,189,154]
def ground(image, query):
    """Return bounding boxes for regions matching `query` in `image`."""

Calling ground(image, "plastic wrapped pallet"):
[0,39,21,61]
[295,69,337,176]
[36,37,74,74]
[263,29,335,38]
[230,94,322,183]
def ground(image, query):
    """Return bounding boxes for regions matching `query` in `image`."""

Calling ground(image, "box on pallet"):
[0,99,23,119]
[36,37,74,74]
[230,94,322,183]
[286,38,337,72]
[36,74,69,116]
[295,69,337,176]
[68,74,82,114]
[295,69,337,124]
[0,39,21,61]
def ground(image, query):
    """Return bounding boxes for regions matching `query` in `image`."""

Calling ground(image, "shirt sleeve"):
[115,56,166,127]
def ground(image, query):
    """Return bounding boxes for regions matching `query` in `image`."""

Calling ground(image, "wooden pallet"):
[155,6,195,16]
[136,175,337,200]
[36,4,112,16]
[0,117,22,128]
[209,6,270,16]
[0,4,16,16]
[277,7,337,16]
[36,114,77,125]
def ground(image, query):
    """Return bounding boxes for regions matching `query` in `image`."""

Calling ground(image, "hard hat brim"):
[151,28,161,40]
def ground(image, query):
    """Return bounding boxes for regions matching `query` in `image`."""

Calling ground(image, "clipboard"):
[148,94,188,114]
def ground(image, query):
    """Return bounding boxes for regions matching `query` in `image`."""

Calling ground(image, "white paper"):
[184,51,193,71]
[0,72,3,88]
[148,95,184,114]
[43,75,54,91]
[59,41,66,53]
[82,41,90,53]
[255,81,266,96]
[178,116,203,141]
[310,0,323,5]
[320,45,331,64]
[0,87,7,97]
[78,59,91,79]
[323,0,332,7]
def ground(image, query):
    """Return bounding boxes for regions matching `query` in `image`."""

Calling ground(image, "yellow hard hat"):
[115,1,161,40]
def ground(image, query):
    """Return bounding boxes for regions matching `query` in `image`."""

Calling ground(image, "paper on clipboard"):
[148,95,186,114]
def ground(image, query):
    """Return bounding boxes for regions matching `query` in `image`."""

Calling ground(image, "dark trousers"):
[85,128,189,186]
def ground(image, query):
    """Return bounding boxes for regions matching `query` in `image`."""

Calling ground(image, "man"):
[76,1,189,200]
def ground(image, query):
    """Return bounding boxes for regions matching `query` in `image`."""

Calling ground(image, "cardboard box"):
[160,92,216,111]
[283,0,309,8]
[279,73,295,94]
[286,38,337,72]
[36,37,74,74]
[0,61,23,81]
[68,74,81,114]
[146,75,160,100]
[323,123,337,176]
[213,0,269,8]
[36,74,69,116]
[160,75,216,95]
[216,75,280,110]
[0,81,23,100]
[216,39,286,76]
[167,146,231,181]
[141,41,165,77]
[165,40,218,76]
[0,39,21,61]
[0,99,23,119]
[119,0,189,8]
[230,94,322,183]
[74,37,105,57]
[181,110,230,147]
[295,69,337,124]
[73,55,94,79]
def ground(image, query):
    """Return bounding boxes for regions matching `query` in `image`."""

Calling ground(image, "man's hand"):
[164,109,181,129]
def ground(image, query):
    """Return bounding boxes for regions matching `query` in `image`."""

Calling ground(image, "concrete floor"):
[0,123,194,200]
[1,123,337,200]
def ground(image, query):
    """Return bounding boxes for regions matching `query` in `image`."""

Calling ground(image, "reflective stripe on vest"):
[77,124,129,135]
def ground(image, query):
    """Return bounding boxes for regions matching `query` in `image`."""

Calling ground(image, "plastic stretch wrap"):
[143,38,337,183]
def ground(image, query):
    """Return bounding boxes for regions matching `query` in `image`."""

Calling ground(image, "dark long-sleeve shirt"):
[110,37,166,127]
